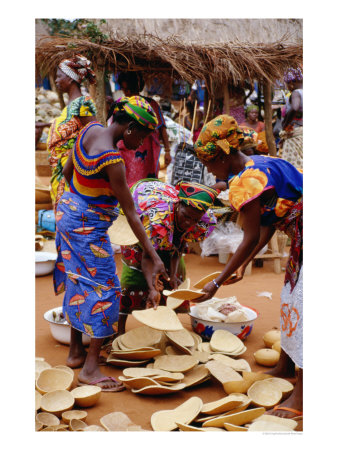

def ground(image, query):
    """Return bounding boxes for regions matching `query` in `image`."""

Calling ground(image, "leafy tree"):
[41,19,108,43]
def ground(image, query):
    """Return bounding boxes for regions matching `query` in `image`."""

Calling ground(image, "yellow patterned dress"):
[47,95,96,211]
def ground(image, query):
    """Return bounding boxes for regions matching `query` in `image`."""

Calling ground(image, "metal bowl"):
[189,305,258,341]
[44,306,91,346]
[35,251,57,276]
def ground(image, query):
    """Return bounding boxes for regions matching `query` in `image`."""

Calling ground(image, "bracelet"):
[212,279,220,289]
[165,149,170,153]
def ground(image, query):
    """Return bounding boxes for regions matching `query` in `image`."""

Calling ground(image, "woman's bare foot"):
[67,351,87,368]
[78,367,125,391]
[267,369,303,418]
[77,336,125,392]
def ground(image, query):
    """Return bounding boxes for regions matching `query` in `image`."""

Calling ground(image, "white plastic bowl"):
[189,305,258,341]
[35,252,57,276]
[44,306,91,346]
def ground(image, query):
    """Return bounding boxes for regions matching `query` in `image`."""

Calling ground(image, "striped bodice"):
[70,122,124,208]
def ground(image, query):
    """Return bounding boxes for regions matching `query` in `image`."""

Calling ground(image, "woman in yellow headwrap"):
[47,54,97,212]
[194,114,303,420]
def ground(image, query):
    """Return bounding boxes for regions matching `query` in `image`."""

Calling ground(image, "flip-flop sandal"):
[273,406,303,419]
[77,376,126,392]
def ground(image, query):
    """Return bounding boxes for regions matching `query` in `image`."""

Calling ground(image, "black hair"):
[117,71,145,94]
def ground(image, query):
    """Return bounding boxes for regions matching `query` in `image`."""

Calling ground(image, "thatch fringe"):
[36,33,302,86]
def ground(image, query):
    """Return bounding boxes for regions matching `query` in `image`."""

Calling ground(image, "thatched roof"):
[36,27,302,87]
[98,18,302,45]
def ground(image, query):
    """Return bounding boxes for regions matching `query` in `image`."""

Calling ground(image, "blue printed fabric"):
[53,191,121,338]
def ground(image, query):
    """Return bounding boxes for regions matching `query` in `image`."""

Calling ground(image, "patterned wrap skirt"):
[53,191,121,339]
[279,126,303,170]
[275,198,303,368]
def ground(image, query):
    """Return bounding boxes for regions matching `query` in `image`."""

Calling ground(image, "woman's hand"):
[164,152,172,166]
[223,266,246,285]
[169,275,180,291]
[151,257,168,288]
[146,289,161,309]
[211,181,227,192]
[197,280,219,302]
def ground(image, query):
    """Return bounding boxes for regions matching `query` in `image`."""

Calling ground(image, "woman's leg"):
[117,313,128,336]
[264,348,296,378]
[267,368,303,418]
[78,337,124,391]
[66,327,87,368]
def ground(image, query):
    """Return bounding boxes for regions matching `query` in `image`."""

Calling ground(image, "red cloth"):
[117,98,165,185]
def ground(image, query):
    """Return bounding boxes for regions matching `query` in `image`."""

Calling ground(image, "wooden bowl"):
[35,390,42,411]
[131,383,186,395]
[118,376,162,390]
[40,390,75,417]
[69,418,87,431]
[71,386,102,407]
[61,410,88,425]
[151,396,203,431]
[36,368,73,394]
[53,365,75,376]
[36,412,60,427]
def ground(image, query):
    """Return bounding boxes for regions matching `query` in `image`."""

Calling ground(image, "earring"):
[127,129,132,135]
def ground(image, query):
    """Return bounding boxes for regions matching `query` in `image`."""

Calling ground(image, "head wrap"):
[284,67,303,84]
[176,182,218,212]
[194,115,244,162]
[113,96,158,130]
[240,127,258,151]
[58,54,96,84]
[245,104,259,116]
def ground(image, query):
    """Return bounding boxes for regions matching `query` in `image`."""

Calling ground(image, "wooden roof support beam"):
[263,81,277,156]
[95,59,107,125]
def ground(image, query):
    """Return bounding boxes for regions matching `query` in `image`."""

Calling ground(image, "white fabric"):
[59,62,80,83]
[280,266,303,369]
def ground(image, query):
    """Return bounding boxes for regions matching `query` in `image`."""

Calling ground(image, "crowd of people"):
[38,54,303,417]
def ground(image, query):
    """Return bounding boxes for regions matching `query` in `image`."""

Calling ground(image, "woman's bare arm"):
[62,148,74,184]
[198,198,262,300]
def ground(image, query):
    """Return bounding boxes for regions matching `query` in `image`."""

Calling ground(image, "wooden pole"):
[204,87,209,122]
[223,82,230,115]
[95,61,107,125]
[88,84,97,104]
[263,81,277,156]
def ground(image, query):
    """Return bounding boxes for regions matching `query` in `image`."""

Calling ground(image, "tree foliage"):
[41,19,108,43]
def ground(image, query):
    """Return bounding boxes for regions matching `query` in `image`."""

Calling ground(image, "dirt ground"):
[35,249,303,432]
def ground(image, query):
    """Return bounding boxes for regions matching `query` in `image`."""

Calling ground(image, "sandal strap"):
[273,406,303,416]
[89,376,118,385]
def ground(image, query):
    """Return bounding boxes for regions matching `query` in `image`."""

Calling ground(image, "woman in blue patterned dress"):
[54,96,168,391]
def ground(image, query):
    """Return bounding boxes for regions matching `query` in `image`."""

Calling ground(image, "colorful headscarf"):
[194,115,244,162]
[113,96,158,130]
[240,126,258,151]
[284,67,303,84]
[59,54,96,84]
[176,181,218,212]
[245,104,259,116]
